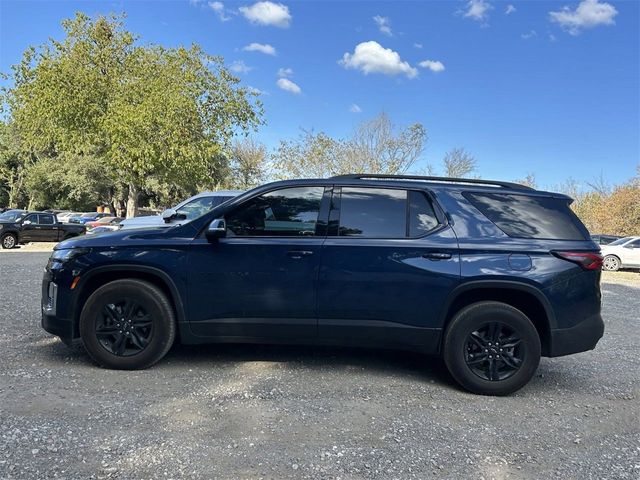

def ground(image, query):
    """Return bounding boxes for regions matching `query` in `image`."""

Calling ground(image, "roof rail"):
[330,174,534,190]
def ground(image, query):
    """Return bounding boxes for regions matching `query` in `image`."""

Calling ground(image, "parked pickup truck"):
[0,211,86,249]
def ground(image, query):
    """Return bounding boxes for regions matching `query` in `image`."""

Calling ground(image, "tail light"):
[552,251,603,270]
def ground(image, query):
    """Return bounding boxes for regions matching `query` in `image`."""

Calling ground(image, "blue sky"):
[1,0,638,188]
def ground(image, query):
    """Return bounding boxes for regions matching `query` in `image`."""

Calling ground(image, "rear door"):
[317,186,460,351]
[37,214,60,241]
[625,239,640,266]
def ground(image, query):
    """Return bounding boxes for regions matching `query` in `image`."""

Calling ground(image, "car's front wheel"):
[602,255,621,272]
[79,279,176,369]
[443,301,541,396]
[1,233,17,249]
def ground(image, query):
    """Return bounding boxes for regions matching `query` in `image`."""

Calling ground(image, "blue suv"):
[41,175,604,395]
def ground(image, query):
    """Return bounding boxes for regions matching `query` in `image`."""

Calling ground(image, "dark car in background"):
[41,175,604,395]
[0,209,28,223]
[69,212,112,225]
[1,211,85,248]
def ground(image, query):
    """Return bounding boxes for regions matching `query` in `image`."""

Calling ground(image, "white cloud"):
[418,59,445,72]
[248,85,267,95]
[229,60,252,74]
[373,15,393,36]
[463,0,492,22]
[209,1,231,21]
[242,42,277,55]
[349,103,362,113]
[413,42,423,49]
[277,67,293,78]
[549,0,618,35]
[505,4,516,14]
[239,1,291,28]
[549,33,558,42]
[521,30,537,39]
[276,77,301,94]
[340,41,418,79]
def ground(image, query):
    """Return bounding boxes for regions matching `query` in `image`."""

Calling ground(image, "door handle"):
[422,252,452,260]
[287,250,314,259]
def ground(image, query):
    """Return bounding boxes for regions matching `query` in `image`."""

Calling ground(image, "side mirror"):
[161,208,177,223]
[205,218,226,242]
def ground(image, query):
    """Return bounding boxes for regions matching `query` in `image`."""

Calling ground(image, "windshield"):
[0,211,25,222]
[609,237,633,246]
[176,196,233,220]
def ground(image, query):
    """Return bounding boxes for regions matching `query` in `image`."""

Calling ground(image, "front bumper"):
[547,312,604,357]
[41,271,75,344]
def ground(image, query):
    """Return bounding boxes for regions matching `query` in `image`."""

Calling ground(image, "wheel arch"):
[71,265,186,339]
[441,280,555,356]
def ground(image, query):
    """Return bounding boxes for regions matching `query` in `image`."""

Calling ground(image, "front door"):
[317,186,460,351]
[19,213,41,242]
[187,186,329,341]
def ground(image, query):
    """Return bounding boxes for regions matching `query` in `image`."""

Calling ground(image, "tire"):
[1,233,17,249]
[443,301,541,396]
[79,279,176,370]
[602,255,621,272]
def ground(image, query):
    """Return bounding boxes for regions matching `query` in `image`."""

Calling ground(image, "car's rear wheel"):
[1,233,17,249]
[602,255,621,271]
[79,279,176,369]
[443,301,541,396]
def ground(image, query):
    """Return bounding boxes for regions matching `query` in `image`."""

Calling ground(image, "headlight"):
[50,247,91,263]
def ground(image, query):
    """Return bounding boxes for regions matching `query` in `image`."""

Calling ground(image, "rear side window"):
[337,187,439,238]
[463,192,589,240]
[38,214,55,225]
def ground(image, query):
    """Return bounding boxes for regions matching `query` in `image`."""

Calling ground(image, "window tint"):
[628,239,640,248]
[38,214,54,225]
[226,187,324,236]
[463,192,589,240]
[409,191,439,236]
[24,214,38,224]
[338,188,407,237]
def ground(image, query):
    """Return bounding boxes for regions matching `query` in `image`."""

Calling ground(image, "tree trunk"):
[126,183,139,218]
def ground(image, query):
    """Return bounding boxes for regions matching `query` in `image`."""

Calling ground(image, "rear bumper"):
[547,312,604,357]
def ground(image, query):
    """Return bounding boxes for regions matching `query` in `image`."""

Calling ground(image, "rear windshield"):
[463,192,589,240]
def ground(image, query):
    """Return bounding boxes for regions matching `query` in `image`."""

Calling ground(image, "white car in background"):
[600,236,640,271]
[57,211,82,223]
[119,190,243,230]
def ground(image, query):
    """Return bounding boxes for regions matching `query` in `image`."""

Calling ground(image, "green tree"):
[2,13,263,216]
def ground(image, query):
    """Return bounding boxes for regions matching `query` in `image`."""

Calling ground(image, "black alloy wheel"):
[464,322,524,381]
[96,299,154,356]
[79,279,176,369]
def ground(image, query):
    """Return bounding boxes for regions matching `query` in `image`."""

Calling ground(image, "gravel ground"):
[0,253,638,479]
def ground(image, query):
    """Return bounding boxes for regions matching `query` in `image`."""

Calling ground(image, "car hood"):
[55,223,199,250]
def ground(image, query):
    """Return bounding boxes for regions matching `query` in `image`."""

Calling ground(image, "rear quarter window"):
[463,192,589,241]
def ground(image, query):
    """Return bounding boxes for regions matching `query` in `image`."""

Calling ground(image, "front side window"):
[226,187,324,236]
[23,214,38,224]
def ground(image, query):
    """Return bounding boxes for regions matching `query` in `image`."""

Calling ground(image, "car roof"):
[248,175,571,199]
